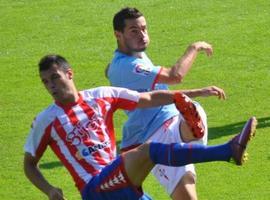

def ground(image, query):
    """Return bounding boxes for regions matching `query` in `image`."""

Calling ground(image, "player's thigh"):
[149,116,197,195]
[148,116,181,144]
[81,156,145,200]
[152,163,195,195]
[171,171,197,200]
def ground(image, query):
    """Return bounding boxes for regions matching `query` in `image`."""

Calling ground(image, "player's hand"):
[48,187,67,200]
[191,41,213,56]
[199,86,226,100]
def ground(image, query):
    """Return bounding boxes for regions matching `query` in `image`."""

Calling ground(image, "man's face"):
[40,64,73,102]
[116,16,150,53]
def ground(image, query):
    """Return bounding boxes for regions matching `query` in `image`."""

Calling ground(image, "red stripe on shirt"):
[95,98,115,160]
[80,100,105,142]
[103,97,138,111]
[62,102,109,167]
[50,139,86,191]
[53,118,98,175]
[80,100,110,165]
[98,97,138,159]
[62,107,79,126]
[36,123,53,160]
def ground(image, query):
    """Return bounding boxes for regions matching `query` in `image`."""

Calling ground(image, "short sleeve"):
[85,86,140,111]
[24,112,52,159]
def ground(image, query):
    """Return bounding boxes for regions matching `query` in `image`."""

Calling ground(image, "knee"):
[137,143,151,159]
[180,121,198,143]
[171,172,197,200]
[180,171,196,185]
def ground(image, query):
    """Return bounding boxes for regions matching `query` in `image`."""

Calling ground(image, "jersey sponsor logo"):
[66,122,89,146]
[81,140,110,156]
[133,63,151,76]
[66,115,104,146]
[64,112,111,159]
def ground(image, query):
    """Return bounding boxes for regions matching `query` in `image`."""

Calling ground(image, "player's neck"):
[56,85,80,105]
[117,48,143,58]
[55,92,81,108]
[63,93,80,104]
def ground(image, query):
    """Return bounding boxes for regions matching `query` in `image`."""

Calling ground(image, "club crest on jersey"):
[133,63,151,76]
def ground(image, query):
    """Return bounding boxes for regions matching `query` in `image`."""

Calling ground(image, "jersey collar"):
[55,92,83,110]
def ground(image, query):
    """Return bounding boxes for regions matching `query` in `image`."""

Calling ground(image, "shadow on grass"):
[115,117,270,150]
[208,116,270,140]
[39,161,63,169]
[38,117,269,169]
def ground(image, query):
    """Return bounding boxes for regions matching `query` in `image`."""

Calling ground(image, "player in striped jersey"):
[24,54,257,200]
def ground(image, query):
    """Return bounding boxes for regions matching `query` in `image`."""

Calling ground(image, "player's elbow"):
[160,67,183,84]
[169,73,183,84]
[23,153,38,176]
[24,160,31,180]
[24,156,31,175]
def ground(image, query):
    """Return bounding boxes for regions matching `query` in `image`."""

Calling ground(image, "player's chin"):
[134,46,147,52]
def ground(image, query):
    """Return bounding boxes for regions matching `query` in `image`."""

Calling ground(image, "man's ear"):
[114,30,122,40]
[67,69,73,79]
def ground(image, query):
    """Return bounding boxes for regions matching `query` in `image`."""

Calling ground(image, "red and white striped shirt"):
[24,86,139,191]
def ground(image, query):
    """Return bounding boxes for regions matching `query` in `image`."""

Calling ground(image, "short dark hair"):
[113,7,143,32]
[39,54,70,71]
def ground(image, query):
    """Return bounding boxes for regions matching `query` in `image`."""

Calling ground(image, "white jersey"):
[24,86,139,191]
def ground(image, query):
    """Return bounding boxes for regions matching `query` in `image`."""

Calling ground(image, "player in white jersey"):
[24,54,257,200]
[107,7,226,199]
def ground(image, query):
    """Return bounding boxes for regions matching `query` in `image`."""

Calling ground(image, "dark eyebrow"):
[128,24,147,30]
[128,25,139,29]
[51,73,60,77]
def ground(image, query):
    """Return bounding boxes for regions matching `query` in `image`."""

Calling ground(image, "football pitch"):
[0,0,269,199]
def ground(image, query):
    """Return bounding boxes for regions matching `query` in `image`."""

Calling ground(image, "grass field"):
[1,0,270,199]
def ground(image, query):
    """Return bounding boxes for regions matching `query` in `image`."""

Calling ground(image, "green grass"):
[1,0,269,199]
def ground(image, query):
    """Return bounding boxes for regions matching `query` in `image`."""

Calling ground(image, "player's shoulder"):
[109,52,150,82]
[81,87,138,99]
[111,51,145,69]
[82,86,123,96]
[33,104,58,127]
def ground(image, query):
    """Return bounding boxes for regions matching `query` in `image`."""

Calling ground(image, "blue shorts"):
[81,156,152,200]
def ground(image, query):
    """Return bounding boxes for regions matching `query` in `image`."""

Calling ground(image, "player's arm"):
[136,86,225,108]
[180,85,226,100]
[24,153,66,200]
[157,41,213,85]
[137,90,175,108]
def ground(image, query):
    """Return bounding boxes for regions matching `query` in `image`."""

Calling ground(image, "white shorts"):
[149,102,208,195]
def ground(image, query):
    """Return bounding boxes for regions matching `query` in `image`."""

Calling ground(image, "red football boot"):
[174,92,205,138]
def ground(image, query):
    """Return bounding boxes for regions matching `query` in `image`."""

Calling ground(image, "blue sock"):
[149,142,232,166]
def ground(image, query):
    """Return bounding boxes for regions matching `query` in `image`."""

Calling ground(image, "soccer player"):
[107,7,226,200]
[24,54,256,200]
